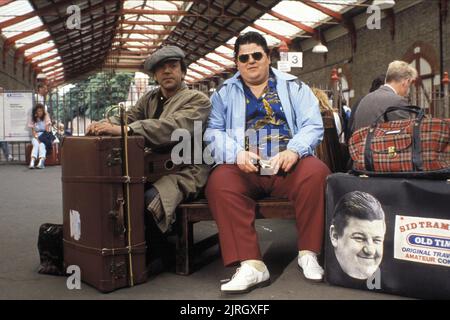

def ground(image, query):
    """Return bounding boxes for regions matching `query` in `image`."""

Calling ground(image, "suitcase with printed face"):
[325,173,450,299]
[61,136,147,292]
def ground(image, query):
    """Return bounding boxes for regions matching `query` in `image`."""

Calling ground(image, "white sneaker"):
[7,155,14,161]
[298,253,324,282]
[29,158,35,169]
[36,158,45,169]
[220,263,270,294]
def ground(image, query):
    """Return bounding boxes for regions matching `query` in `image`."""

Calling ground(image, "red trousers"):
[205,156,331,267]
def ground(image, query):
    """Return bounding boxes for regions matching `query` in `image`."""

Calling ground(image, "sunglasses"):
[237,51,264,63]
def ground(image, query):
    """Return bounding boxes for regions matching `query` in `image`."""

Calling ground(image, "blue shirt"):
[243,73,292,158]
[205,68,323,164]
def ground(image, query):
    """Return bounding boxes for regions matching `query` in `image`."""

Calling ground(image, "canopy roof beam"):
[299,0,343,22]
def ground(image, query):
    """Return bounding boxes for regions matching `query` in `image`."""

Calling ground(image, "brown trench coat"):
[108,83,211,232]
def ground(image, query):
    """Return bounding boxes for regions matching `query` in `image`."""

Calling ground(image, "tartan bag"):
[348,106,450,178]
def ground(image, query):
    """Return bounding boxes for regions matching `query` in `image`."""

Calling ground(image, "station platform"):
[0,165,408,300]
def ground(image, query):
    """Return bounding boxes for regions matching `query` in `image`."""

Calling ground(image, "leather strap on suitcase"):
[63,239,147,256]
[61,176,147,184]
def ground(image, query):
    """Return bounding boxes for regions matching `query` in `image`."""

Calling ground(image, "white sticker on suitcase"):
[69,209,81,241]
[394,215,450,267]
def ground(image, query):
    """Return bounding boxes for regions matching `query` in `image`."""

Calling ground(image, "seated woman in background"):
[28,103,51,169]
[311,88,343,140]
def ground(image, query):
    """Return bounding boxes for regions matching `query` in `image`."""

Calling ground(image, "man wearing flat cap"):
[87,46,211,269]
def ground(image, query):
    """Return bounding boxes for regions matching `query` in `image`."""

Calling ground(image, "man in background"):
[353,61,418,131]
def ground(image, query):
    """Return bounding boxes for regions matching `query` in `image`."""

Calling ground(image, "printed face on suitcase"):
[329,190,387,280]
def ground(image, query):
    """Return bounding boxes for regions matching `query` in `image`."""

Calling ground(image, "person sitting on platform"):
[311,87,343,138]
[87,46,211,272]
[28,103,51,169]
[204,31,331,294]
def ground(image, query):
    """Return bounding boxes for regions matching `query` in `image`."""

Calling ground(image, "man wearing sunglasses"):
[205,32,330,293]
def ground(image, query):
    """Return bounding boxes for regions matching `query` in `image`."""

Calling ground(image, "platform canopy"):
[0,0,368,86]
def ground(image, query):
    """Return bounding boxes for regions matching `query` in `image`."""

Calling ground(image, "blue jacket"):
[204,68,323,164]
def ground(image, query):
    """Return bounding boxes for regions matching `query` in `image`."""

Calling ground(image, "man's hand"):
[86,121,121,136]
[86,121,99,135]
[237,150,260,173]
[269,149,299,174]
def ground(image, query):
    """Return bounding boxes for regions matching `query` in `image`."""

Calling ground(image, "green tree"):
[51,72,134,124]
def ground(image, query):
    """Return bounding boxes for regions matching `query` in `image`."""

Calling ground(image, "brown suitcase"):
[26,143,60,166]
[61,136,147,292]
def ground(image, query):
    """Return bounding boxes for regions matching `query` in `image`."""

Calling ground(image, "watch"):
[127,126,133,135]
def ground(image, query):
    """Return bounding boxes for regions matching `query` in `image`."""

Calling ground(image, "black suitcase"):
[325,173,450,299]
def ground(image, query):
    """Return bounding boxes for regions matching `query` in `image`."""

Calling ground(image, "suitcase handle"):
[371,105,425,126]
[108,196,125,235]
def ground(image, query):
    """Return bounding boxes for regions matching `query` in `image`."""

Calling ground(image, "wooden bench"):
[315,113,348,173]
[174,114,346,275]
[175,198,295,275]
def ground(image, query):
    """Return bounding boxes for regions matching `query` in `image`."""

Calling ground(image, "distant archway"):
[403,42,439,111]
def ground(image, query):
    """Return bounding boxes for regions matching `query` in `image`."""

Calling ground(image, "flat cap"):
[144,46,185,73]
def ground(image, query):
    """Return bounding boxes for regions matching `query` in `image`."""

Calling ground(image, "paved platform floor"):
[0,165,409,300]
